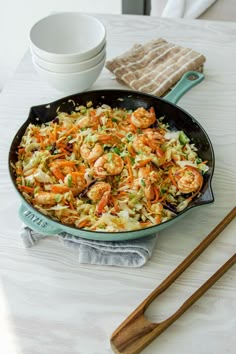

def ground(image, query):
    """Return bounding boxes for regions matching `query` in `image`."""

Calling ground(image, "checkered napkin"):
[20,225,158,267]
[106,38,206,97]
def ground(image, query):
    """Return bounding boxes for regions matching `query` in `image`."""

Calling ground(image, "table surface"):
[0,13,235,354]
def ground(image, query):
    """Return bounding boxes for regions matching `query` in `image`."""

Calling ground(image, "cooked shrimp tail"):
[131,107,156,128]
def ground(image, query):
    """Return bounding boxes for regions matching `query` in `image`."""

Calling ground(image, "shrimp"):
[87,182,111,213]
[64,172,87,195]
[97,134,121,146]
[49,159,76,181]
[132,130,165,156]
[135,166,160,200]
[80,142,103,162]
[132,135,152,155]
[130,107,156,128]
[93,153,124,177]
[35,192,57,206]
[77,115,99,129]
[174,166,203,194]
[143,128,165,146]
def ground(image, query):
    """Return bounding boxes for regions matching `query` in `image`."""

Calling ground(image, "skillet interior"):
[9,89,215,240]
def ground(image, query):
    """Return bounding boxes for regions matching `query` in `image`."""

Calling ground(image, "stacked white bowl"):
[29,13,106,94]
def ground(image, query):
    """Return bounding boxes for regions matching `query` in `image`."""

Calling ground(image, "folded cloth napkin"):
[161,0,217,19]
[106,38,206,97]
[20,225,158,267]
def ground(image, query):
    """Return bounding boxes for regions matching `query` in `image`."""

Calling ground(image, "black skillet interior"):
[9,89,215,211]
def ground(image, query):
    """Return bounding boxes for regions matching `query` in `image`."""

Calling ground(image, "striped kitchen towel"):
[20,224,158,268]
[106,38,206,97]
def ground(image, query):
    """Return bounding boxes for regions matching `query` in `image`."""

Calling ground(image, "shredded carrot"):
[49,160,75,167]
[78,219,90,228]
[69,200,75,210]
[116,191,128,198]
[56,147,70,155]
[110,195,120,212]
[50,185,70,194]
[16,167,23,175]
[50,167,65,181]
[151,185,160,204]
[119,124,132,132]
[162,161,175,169]
[105,119,113,128]
[56,126,78,144]
[77,165,86,173]
[155,215,161,224]
[125,156,133,182]
[19,185,34,193]
[71,171,85,184]
[89,109,96,117]
[49,153,66,160]
[149,107,155,115]
[140,221,152,227]
[71,171,84,177]
[168,168,178,188]
[127,143,136,157]
[130,122,137,133]
[53,123,58,141]
[116,132,125,139]
[18,148,25,154]
[64,125,78,137]
[157,194,166,203]
[135,158,153,168]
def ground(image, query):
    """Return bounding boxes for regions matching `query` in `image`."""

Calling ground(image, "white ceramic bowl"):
[33,54,106,93]
[29,13,106,64]
[31,43,106,73]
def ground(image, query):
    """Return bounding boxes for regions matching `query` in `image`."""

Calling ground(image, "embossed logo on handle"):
[23,209,48,228]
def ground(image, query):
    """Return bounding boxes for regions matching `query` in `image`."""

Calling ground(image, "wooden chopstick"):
[110,207,236,354]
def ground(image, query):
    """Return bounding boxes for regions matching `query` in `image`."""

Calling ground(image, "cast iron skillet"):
[8,71,215,241]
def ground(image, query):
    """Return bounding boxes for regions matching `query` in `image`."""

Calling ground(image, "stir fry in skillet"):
[13,102,208,232]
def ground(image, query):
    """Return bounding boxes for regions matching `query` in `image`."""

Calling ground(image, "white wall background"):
[0,0,121,90]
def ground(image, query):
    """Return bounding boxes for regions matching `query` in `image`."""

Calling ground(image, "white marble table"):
[0,13,235,354]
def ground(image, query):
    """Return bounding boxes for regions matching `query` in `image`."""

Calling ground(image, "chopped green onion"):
[126,133,133,141]
[67,175,72,187]
[111,147,121,155]
[179,131,190,145]
[55,194,62,203]
[130,157,135,165]
[196,157,202,164]
[141,179,146,187]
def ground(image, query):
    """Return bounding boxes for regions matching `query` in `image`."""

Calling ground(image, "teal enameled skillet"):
[9,71,215,241]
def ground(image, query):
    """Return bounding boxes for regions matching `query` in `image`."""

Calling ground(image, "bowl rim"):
[31,47,106,74]
[32,53,106,75]
[31,42,107,66]
[29,12,106,60]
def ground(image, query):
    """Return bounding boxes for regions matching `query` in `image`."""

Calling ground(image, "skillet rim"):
[8,88,215,237]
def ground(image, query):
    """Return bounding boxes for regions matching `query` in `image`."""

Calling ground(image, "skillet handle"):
[192,183,214,207]
[19,203,62,235]
[163,71,204,104]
